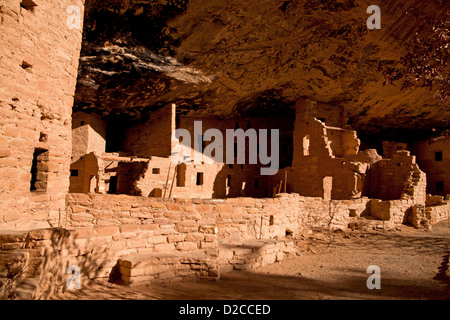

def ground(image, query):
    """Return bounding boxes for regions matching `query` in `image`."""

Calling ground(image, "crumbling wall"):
[288,98,375,200]
[215,195,299,242]
[301,197,371,230]
[326,127,360,158]
[427,202,450,224]
[369,151,426,204]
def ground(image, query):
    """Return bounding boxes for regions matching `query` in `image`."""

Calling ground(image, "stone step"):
[12,277,39,300]
[218,239,295,273]
[0,250,29,277]
[0,231,29,244]
[348,216,397,230]
[118,251,219,284]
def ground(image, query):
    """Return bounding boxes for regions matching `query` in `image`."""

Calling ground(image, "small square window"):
[435,151,443,162]
[70,170,79,177]
[436,181,444,192]
[39,132,48,143]
[21,61,33,71]
[152,168,160,174]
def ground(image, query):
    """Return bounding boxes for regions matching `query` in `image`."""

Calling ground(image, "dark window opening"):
[70,170,79,177]
[30,148,48,192]
[176,164,186,187]
[80,121,85,126]
[269,215,274,226]
[39,132,48,143]
[436,181,444,192]
[152,168,160,174]
[254,178,260,189]
[21,61,32,71]
[279,135,294,168]
[21,0,37,11]
[196,172,204,186]
[108,176,118,194]
[435,151,443,162]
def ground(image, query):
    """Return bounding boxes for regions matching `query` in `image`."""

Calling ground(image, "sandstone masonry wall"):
[427,201,450,224]
[413,135,450,197]
[123,104,175,159]
[0,0,84,230]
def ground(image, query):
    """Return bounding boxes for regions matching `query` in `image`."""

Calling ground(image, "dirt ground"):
[53,222,450,300]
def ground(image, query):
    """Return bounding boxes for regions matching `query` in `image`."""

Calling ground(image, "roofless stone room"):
[0,0,449,303]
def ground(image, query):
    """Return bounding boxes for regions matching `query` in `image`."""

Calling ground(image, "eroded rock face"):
[74,0,449,139]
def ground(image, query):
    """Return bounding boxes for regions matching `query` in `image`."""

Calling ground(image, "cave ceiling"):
[74,0,449,140]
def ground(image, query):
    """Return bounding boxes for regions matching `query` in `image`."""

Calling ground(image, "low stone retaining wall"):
[1,192,437,299]
[118,251,219,284]
[218,239,296,273]
[427,202,450,224]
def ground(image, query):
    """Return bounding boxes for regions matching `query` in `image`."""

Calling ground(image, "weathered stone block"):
[167,234,184,243]
[153,243,175,252]
[176,220,199,233]
[148,235,167,245]
[95,226,119,237]
[176,242,198,251]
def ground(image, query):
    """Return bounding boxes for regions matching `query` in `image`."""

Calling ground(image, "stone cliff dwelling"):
[0,0,449,299]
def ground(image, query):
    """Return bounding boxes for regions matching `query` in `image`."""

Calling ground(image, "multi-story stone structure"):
[0,0,448,300]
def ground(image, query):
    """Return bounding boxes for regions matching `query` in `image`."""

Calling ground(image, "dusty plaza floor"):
[53,222,450,300]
